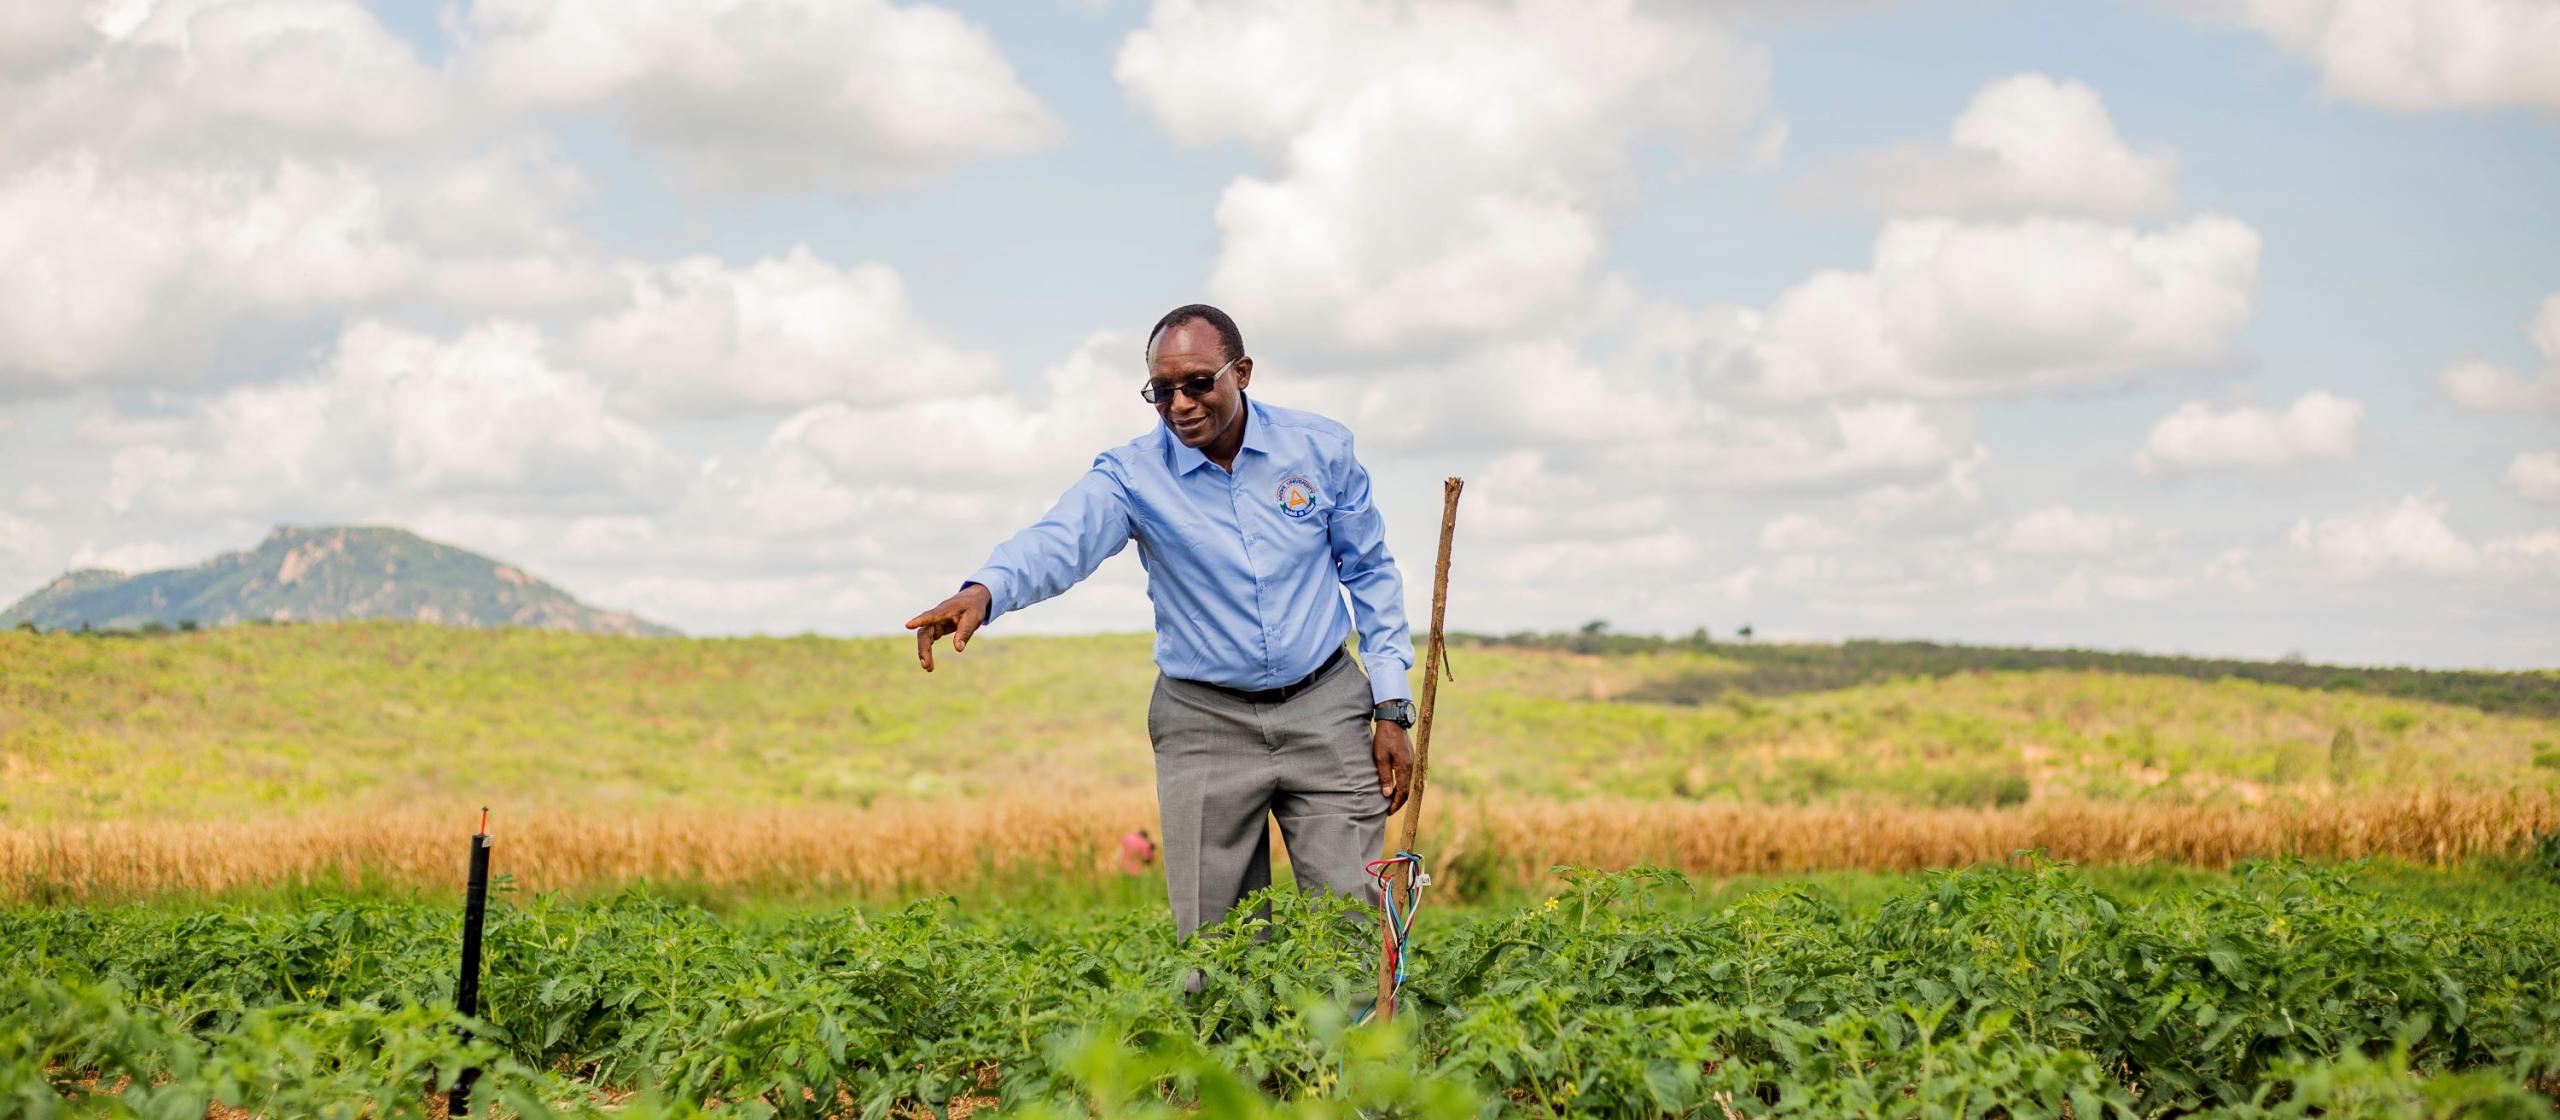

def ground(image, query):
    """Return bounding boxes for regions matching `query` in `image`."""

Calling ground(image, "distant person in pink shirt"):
[1119,828,1158,876]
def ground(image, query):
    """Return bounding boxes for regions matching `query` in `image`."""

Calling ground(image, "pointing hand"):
[903,584,992,672]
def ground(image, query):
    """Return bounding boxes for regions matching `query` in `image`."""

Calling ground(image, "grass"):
[5,623,2554,825]
[7,622,2554,905]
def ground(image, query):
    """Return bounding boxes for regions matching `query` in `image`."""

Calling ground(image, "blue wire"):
[1369,851,1427,1000]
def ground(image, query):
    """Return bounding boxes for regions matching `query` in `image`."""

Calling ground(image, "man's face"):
[1146,318,1251,449]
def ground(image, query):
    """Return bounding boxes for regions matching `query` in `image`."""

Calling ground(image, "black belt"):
[1181,647,1348,705]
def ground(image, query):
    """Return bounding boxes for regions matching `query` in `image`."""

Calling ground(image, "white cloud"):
[2205,0,2560,113]
[0,149,616,392]
[460,0,1059,198]
[1642,74,2258,405]
[2288,495,2480,578]
[1653,214,2261,401]
[2440,295,2560,413]
[0,0,456,171]
[1716,480,2214,628]
[1462,450,1677,545]
[2205,546,2257,591]
[100,445,198,516]
[94,321,679,516]
[1759,512,1853,552]
[2135,391,2364,473]
[546,330,1165,632]
[0,509,46,560]
[2506,452,2560,503]
[2486,529,2560,577]
[1757,550,2001,621]
[0,155,410,389]
[67,539,188,574]
[2,0,1039,391]
[1636,401,1969,491]
[1802,73,2178,219]
[230,321,673,498]
[2443,362,2560,412]
[391,143,616,312]
[2045,566,2192,609]
[1283,340,1679,454]
[1846,448,1988,532]
[1725,454,1989,576]
[2002,506,2141,556]
[1275,336,1975,494]
[766,330,1140,492]
[571,249,1001,415]
[1491,531,1699,588]
[0,5,98,76]
[1118,0,1773,356]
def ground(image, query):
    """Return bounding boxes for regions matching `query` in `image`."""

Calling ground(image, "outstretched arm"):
[905,461,1134,672]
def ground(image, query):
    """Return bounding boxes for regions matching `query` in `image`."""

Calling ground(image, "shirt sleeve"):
[1326,432,1415,704]
[963,459,1136,625]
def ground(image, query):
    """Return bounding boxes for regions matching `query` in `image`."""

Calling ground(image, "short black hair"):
[1146,303,1244,365]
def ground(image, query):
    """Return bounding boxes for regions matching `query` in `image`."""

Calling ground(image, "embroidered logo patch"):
[1275,475,1320,519]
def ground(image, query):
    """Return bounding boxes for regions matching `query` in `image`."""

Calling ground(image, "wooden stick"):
[1376,476,1461,1021]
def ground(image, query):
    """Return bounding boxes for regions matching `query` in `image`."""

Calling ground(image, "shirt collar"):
[1168,395,1267,475]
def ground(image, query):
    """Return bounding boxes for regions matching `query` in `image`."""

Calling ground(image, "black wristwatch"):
[1373,699,1416,729]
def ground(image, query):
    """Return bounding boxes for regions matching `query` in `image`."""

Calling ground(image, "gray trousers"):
[1148,651,1387,938]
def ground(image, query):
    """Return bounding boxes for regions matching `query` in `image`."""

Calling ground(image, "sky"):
[1,0,2556,669]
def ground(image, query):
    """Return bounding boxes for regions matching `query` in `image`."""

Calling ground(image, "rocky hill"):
[0,526,674,636]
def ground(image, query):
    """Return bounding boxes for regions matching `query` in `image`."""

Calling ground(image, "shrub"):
[2330,727,2362,783]
[1929,768,2033,808]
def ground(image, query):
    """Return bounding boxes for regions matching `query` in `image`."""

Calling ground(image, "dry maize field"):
[7,789,2558,904]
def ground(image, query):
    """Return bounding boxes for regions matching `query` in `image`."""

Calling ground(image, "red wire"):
[1368,854,1421,1018]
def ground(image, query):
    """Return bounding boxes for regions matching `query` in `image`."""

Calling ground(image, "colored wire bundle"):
[1357,849,1430,1023]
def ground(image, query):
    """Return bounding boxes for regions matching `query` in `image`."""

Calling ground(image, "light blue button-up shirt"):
[964,396,1413,704]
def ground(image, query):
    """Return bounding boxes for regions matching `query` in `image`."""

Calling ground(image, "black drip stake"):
[450,807,491,1116]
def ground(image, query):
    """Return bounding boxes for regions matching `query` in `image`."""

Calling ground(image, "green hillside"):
[3,623,2553,824]
[0,526,671,637]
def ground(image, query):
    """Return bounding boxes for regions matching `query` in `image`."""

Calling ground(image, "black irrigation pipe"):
[450,807,491,1116]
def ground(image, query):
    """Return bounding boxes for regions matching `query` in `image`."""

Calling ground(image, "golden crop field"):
[7,790,2556,904]
[4,623,2555,901]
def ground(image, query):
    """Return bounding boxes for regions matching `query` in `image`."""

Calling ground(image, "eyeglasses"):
[1138,356,1241,405]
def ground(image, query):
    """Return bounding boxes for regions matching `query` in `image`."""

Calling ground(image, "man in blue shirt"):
[905,303,1418,940]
